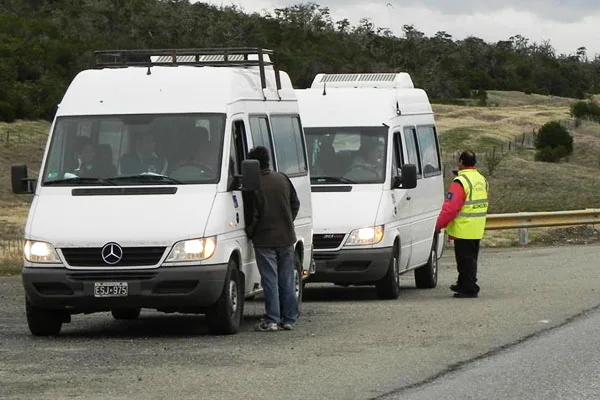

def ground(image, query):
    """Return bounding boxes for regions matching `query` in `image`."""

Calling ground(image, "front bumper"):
[22,263,228,313]
[309,247,393,284]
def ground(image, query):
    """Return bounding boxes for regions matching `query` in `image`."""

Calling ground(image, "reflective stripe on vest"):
[446,169,489,239]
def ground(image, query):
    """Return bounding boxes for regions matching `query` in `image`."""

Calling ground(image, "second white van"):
[296,73,444,299]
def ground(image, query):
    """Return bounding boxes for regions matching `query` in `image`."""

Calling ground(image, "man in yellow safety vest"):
[436,150,489,298]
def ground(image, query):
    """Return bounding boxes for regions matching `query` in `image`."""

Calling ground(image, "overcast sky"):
[199,0,600,57]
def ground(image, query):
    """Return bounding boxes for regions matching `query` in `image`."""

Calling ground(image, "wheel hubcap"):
[229,280,238,313]
[431,250,438,276]
[394,257,400,285]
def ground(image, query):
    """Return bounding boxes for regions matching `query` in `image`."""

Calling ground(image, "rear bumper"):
[22,264,228,313]
[309,247,393,284]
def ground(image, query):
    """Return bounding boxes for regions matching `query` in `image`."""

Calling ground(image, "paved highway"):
[385,307,600,399]
[1,244,600,400]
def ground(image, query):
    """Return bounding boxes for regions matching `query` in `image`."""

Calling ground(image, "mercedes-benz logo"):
[101,243,123,265]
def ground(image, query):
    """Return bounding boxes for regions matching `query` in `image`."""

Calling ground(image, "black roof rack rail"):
[92,48,282,91]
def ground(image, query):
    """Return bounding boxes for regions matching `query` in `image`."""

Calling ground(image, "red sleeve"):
[435,181,466,231]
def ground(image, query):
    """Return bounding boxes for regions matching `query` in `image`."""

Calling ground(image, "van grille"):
[313,234,345,250]
[61,247,166,267]
[67,272,157,281]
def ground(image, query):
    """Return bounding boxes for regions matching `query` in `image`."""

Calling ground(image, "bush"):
[0,101,16,122]
[534,121,573,163]
[472,89,488,106]
[535,145,569,163]
[570,100,600,122]
[571,101,589,119]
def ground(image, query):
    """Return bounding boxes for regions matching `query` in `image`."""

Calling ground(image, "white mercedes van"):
[11,48,313,335]
[296,73,444,299]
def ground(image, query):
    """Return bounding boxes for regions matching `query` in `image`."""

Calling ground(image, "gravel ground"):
[1,244,600,400]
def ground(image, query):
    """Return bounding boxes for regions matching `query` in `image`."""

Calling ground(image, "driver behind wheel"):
[171,127,218,180]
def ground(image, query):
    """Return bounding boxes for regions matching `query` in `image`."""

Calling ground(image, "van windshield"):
[305,127,387,184]
[42,114,226,186]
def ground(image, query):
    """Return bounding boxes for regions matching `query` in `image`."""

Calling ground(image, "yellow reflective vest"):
[446,169,489,239]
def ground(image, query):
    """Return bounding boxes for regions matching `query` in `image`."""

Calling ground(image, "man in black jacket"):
[246,146,300,332]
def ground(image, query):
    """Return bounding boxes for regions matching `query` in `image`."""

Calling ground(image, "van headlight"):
[165,237,217,262]
[24,240,61,263]
[345,226,384,246]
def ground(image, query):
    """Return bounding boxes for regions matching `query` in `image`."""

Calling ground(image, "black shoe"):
[453,292,478,298]
[450,284,462,293]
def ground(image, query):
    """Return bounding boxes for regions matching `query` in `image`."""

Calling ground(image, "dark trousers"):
[454,239,481,294]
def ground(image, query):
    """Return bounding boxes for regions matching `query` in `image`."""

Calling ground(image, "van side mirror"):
[392,164,417,189]
[11,164,36,194]
[241,159,260,191]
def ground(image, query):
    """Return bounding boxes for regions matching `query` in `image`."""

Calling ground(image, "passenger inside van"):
[119,131,167,175]
[72,139,97,177]
[312,141,340,177]
[344,137,385,182]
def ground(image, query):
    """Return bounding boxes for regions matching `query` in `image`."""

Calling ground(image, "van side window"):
[231,120,247,177]
[249,116,275,168]
[403,127,422,176]
[416,125,441,176]
[270,115,308,176]
[392,131,404,176]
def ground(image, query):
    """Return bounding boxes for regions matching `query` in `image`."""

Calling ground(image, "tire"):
[26,299,63,336]
[375,244,401,300]
[294,252,303,313]
[206,258,244,335]
[414,236,439,289]
[111,308,141,320]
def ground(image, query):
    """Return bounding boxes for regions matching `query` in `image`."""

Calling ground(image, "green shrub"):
[472,89,488,106]
[534,146,569,162]
[0,101,16,122]
[534,121,573,163]
[570,100,600,122]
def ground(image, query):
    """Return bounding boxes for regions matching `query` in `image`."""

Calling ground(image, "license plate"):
[94,282,128,298]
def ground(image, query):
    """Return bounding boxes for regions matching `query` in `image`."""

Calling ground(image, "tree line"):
[1,0,599,122]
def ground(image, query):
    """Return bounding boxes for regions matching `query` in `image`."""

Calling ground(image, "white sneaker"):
[255,322,278,332]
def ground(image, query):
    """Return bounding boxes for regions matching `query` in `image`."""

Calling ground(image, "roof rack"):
[92,48,282,90]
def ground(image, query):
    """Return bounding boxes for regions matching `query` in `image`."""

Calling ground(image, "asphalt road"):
[1,244,600,400]
[386,306,600,400]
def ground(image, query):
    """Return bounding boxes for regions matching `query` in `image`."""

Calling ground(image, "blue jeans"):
[254,245,298,325]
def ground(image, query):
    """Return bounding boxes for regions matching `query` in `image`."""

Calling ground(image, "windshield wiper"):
[44,177,116,186]
[311,176,356,184]
[106,174,183,185]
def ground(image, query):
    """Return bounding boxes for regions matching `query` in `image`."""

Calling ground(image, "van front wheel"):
[111,308,141,320]
[375,245,401,300]
[26,300,63,336]
[415,238,438,289]
[206,259,244,335]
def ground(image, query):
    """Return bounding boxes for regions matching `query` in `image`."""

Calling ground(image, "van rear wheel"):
[206,258,244,335]
[415,237,439,289]
[26,299,63,336]
[376,245,401,299]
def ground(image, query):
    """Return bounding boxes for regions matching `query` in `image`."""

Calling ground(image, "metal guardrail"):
[486,209,600,230]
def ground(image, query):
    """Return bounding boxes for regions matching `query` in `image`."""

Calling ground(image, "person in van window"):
[344,138,384,182]
[119,132,167,175]
[245,146,300,332]
[73,139,98,177]
[435,150,489,298]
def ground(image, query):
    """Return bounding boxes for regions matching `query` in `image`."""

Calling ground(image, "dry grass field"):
[0,91,599,270]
